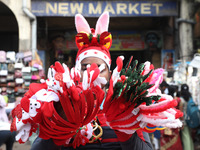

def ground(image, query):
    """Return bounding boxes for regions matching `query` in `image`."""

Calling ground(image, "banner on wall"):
[31,0,178,17]
[110,31,145,51]
[65,31,164,51]
[65,31,146,51]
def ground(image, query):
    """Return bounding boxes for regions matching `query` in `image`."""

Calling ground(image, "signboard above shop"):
[31,0,178,17]
[64,31,161,51]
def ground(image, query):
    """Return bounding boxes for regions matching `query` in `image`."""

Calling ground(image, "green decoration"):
[112,57,161,108]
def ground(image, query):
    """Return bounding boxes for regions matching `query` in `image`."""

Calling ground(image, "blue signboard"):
[31,0,177,17]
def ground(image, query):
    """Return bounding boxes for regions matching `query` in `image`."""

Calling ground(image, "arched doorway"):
[0,2,18,51]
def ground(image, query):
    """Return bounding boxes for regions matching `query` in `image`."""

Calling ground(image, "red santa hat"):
[75,11,112,70]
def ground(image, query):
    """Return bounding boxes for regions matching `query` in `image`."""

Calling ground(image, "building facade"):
[0,0,185,71]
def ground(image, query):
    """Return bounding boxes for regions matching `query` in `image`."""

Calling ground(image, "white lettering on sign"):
[141,3,151,14]
[45,2,164,16]
[89,2,102,14]
[58,3,69,14]
[117,3,127,14]
[152,3,163,14]
[129,3,139,14]
[104,2,115,14]
[71,3,84,14]
[46,2,57,14]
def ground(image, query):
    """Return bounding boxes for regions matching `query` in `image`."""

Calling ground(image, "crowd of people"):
[151,81,200,150]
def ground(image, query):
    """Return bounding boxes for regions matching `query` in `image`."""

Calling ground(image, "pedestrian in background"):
[48,32,76,70]
[48,32,65,66]
[179,84,194,150]
[0,93,16,150]
[160,85,183,150]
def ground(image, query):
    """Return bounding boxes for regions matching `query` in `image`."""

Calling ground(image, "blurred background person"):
[160,80,169,94]
[47,32,77,71]
[179,84,194,150]
[149,80,170,150]
[160,85,183,150]
[0,92,16,150]
[48,32,65,66]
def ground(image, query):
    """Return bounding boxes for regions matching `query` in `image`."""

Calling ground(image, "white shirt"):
[0,95,10,130]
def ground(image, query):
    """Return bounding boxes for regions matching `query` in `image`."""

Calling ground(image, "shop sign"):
[110,31,145,51]
[31,1,177,17]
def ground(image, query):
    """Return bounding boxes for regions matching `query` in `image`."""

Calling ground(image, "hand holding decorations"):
[103,57,183,141]
[10,11,183,149]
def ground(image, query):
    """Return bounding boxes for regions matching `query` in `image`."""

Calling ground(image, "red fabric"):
[76,46,111,63]
[11,104,22,119]
[136,129,145,141]
[10,117,17,132]
[160,128,183,150]
[26,83,47,97]
[140,99,178,114]
[69,84,80,101]
[38,85,105,147]
[41,102,54,118]
[75,30,112,60]
[54,61,65,73]
[97,111,107,126]
[114,130,146,142]
[116,56,123,72]
[114,130,132,142]
[20,96,30,112]
[18,139,25,144]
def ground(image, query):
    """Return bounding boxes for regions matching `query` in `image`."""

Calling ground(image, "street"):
[0,142,31,150]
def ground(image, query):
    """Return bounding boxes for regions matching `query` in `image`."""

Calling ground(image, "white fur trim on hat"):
[75,49,111,70]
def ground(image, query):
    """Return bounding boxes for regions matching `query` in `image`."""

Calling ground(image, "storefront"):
[0,0,179,103]
[32,0,178,71]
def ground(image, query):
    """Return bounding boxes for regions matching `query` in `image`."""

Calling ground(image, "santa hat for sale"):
[75,11,112,70]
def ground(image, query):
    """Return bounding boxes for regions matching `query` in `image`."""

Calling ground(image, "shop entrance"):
[110,50,148,70]
[37,16,165,71]
[0,2,18,51]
